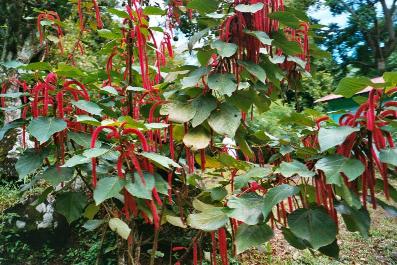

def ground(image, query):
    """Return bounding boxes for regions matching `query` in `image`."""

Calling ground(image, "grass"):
[0,183,19,212]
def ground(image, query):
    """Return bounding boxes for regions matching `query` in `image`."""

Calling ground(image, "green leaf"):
[208,103,241,137]
[76,115,100,126]
[69,132,101,148]
[379,148,397,166]
[277,160,315,178]
[235,224,274,254]
[244,30,273,45]
[335,182,362,209]
[212,40,238,58]
[191,95,217,128]
[238,60,267,85]
[84,203,100,219]
[188,29,210,53]
[15,149,47,179]
[235,3,264,13]
[234,166,272,190]
[282,227,307,250]
[227,193,264,225]
[20,62,52,71]
[160,102,197,123]
[268,11,301,29]
[71,100,103,115]
[187,207,229,231]
[183,127,211,151]
[55,192,87,224]
[209,186,228,201]
[288,207,337,249]
[41,166,74,186]
[197,49,214,66]
[208,73,237,96]
[125,172,155,200]
[318,127,359,152]
[335,77,373,98]
[143,6,165,15]
[62,155,90,168]
[319,241,340,259]
[375,198,397,217]
[273,31,302,55]
[166,215,187,228]
[181,67,210,88]
[315,155,365,186]
[98,29,121,39]
[109,218,131,240]
[83,148,110,158]
[107,8,129,18]
[383,72,397,87]
[93,177,125,205]
[140,152,181,169]
[101,86,119,95]
[56,62,85,78]
[262,184,300,218]
[28,117,67,144]
[187,0,218,13]
[83,219,104,231]
[335,202,370,238]
[154,174,169,195]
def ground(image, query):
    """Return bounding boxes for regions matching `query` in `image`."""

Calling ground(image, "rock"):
[3,194,71,249]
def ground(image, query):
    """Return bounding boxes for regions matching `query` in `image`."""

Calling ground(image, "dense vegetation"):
[0,0,396,264]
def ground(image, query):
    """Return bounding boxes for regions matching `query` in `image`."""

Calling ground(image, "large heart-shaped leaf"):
[227,193,264,225]
[93,177,125,205]
[181,67,210,88]
[273,31,302,55]
[235,224,274,254]
[208,103,241,137]
[244,30,273,45]
[379,148,397,166]
[187,0,219,14]
[334,202,370,238]
[288,207,337,249]
[315,155,365,186]
[335,77,373,98]
[212,40,238,58]
[140,152,181,169]
[238,60,267,85]
[160,102,197,123]
[262,184,300,218]
[187,207,229,231]
[208,73,237,97]
[15,148,48,179]
[55,192,88,224]
[234,166,272,190]
[109,218,131,240]
[71,100,103,115]
[318,127,359,152]
[40,166,74,186]
[268,11,301,29]
[191,95,217,127]
[125,172,155,200]
[235,3,264,13]
[28,117,67,144]
[183,127,211,151]
[277,160,315,178]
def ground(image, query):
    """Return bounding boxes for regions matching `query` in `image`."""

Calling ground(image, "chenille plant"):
[1,0,397,264]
